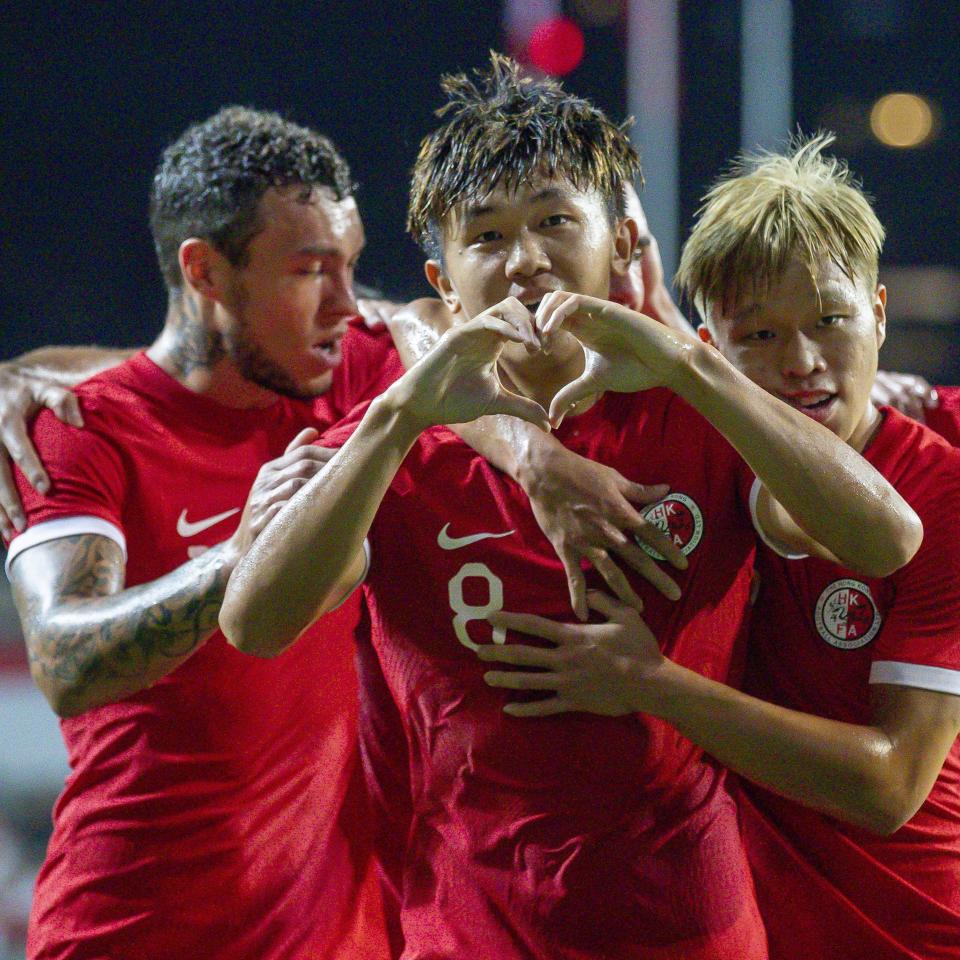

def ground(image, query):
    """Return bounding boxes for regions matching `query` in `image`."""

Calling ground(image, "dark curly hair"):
[408,52,641,258]
[149,106,355,289]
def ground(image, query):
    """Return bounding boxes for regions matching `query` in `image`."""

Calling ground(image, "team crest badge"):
[637,493,704,561]
[814,579,882,649]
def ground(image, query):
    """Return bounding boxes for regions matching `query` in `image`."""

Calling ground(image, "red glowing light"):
[527,17,585,76]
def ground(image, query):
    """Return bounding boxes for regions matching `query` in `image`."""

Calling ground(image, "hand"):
[356,296,402,330]
[520,445,686,620]
[0,365,83,537]
[225,428,336,560]
[534,292,697,426]
[394,297,550,431]
[871,370,939,422]
[477,591,665,717]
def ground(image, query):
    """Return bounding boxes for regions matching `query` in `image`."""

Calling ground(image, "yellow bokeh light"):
[870,93,935,148]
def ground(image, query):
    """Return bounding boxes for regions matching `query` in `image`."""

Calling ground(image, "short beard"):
[224,285,330,401]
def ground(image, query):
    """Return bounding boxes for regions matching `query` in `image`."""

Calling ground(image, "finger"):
[611,541,681,600]
[559,549,588,622]
[536,292,580,348]
[621,481,670,505]
[500,298,540,353]
[0,421,49,495]
[484,670,560,691]
[488,390,551,433]
[587,551,644,613]
[585,589,633,619]
[476,642,558,667]
[624,516,688,571]
[924,387,940,410]
[503,697,573,718]
[0,456,24,535]
[487,609,575,644]
[284,427,320,454]
[251,500,287,537]
[262,476,312,505]
[549,376,594,428]
[39,385,84,428]
[272,441,337,472]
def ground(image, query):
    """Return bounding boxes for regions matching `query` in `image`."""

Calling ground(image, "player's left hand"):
[534,292,697,426]
[356,296,402,330]
[477,590,665,717]
[871,370,939,422]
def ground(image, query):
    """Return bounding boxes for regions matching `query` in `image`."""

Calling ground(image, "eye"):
[743,329,776,342]
[541,213,571,227]
[818,314,845,328]
[470,230,501,245]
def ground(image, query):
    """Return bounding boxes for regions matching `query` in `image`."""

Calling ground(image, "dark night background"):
[2,0,957,380]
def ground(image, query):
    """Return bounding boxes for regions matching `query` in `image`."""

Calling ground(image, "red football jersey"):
[325,386,766,959]
[926,385,960,447]
[6,328,396,960]
[741,408,960,959]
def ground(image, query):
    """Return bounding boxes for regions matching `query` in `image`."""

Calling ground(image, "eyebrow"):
[460,188,567,225]
[293,241,366,259]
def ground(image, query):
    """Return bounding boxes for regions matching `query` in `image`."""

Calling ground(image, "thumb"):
[284,426,320,454]
[549,376,594,429]
[622,481,669,505]
[488,389,551,433]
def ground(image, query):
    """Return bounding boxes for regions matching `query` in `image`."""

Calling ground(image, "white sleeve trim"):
[870,661,960,695]
[6,516,127,578]
[329,539,371,611]
[749,477,810,560]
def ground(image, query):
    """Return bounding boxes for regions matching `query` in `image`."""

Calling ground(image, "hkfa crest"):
[814,579,882,649]
[637,493,704,561]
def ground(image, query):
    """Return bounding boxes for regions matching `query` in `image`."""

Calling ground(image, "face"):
[608,182,647,311]
[704,254,886,450]
[428,176,630,364]
[218,186,364,399]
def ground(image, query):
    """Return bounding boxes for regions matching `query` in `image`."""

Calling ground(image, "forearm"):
[674,343,920,574]
[643,661,904,832]
[6,346,137,386]
[221,388,423,655]
[17,542,235,716]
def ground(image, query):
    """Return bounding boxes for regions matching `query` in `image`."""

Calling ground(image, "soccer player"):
[477,136,960,959]
[219,58,919,959]
[3,107,393,959]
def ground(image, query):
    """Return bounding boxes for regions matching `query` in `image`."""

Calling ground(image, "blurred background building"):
[1,1,957,956]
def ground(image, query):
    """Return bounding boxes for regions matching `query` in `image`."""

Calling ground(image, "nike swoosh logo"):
[437,523,515,550]
[177,507,241,538]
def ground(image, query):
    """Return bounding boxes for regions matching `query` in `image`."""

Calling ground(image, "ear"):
[179,238,226,305]
[424,260,463,315]
[873,284,887,350]
[610,216,638,278]
[697,324,715,345]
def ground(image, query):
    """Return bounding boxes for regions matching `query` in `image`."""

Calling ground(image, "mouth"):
[780,391,838,421]
[311,332,344,369]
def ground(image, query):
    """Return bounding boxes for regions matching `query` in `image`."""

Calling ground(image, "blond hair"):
[407,52,640,257]
[676,133,884,320]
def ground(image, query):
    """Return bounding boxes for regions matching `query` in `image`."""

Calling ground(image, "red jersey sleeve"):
[869,443,960,693]
[5,405,128,567]
[326,320,404,420]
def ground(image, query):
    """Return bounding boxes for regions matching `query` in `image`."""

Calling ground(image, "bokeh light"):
[869,93,936,148]
[527,17,585,76]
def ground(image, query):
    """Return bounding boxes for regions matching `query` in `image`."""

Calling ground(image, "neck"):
[846,401,884,453]
[147,292,277,409]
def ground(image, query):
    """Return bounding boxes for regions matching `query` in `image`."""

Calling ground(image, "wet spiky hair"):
[407,52,641,257]
[676,132,885,321]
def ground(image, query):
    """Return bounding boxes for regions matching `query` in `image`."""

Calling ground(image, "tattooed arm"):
[10,536,235,716]
[8,428,333,717]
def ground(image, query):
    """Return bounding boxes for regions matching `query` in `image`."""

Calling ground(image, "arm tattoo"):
[11,534,236,714]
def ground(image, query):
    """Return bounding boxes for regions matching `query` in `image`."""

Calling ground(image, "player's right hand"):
[226,428,335,560]
[0,365,83,539]
[394,297,550,432]
[521,448,686,620]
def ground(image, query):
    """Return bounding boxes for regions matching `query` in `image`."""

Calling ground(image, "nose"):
[779,331,825,379]
[505,229,549,280]
[322,264,358,321]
